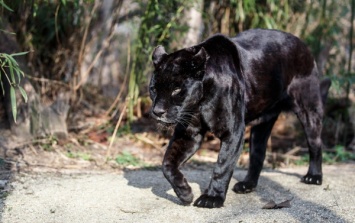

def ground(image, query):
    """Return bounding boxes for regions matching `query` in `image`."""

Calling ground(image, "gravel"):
[1,164,354,223]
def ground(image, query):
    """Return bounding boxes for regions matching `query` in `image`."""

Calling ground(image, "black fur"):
[149,29,331,208]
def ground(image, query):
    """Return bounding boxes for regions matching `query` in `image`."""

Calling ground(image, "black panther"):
[149,29,331,208]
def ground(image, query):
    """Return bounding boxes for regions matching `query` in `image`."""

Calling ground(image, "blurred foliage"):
[128,0,354,115]
[1,0,125,104]
[1,0,353,110]
[0,0,354,150]
[301,0,352,87]
[202,0,353,84]
[66,150,92,161]
[0,52,28,122]
[0,0,12,12]
[202,0,297,35]
[128,0,191,119]
[1,0,98,103]
[115,151,141,166]
[296,145,355,165]
[0,1,28,122]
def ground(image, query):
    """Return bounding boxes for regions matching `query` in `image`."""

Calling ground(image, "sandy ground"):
[0,164,354,223]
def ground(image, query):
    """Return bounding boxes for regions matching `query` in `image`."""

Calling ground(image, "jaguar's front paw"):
[301,174,322,185]
[193,194,224,208]
[174,186,194,205]
[232,181,256,194]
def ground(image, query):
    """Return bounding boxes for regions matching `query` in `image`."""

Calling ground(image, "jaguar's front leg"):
[194,124,245,208]
[162,124,205,205]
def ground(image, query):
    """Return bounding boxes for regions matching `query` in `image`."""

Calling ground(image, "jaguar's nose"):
[152,106,166,117]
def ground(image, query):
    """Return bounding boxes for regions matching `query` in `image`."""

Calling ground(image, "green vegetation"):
[0,0,354,163]
[324,146,355,164]
[115,151,141,166]
[40,136,59,151]
[296,146,355,166]
[128,0,191,120]
[2,0,353,115]
[0,0,11,12]
[66,151,92,161]
[114,151,158,169]
[0,1,28,122]
[0,53,28,121]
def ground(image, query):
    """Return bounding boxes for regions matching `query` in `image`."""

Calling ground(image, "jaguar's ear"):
[191,47,209,70]
[152,45,167,67]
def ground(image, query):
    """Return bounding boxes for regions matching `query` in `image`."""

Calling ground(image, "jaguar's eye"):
[171,88,181,96]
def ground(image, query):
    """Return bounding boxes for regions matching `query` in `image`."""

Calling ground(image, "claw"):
[193,194,224,208]
[301,174,322,185]
[232,182,256,194]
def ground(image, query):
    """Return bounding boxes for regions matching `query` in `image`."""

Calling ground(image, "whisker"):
[176,110,199,128]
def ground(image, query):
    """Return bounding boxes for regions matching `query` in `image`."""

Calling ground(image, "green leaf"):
[14,67,23,81]
[18,86,28,103]
[0,0,13,12]
[0,57,6,67]
[10,86,17,123]
[3,54,25,84]
[10,51,29,57]
[0,74,4,95]
[0,29,15,35]
[8,61,16,84]
[6,54,19,67]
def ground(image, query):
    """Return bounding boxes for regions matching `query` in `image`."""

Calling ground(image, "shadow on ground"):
[123,165,212,205]
[0,154,13,223]
[124,164,349,222]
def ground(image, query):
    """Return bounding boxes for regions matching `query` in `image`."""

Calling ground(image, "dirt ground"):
[0,112,354,223]
[0,163,354,223]
[0,114,309,173]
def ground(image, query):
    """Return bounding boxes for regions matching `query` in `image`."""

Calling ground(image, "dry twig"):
[106,100,127,157]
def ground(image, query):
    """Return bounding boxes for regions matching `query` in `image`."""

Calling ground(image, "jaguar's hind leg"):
[233,115,279,193]
[289,74,325,185]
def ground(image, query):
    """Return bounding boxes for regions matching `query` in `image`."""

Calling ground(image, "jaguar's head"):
[149,45,209,127]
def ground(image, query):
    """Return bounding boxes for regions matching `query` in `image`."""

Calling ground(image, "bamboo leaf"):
[10,86,17,123]
[4,54,26,81]
[1,55,9,66]
[18,86,28,103]
[14,66,25,81]
[10,51,29,57]
[6,54,19,67]
[3,55,14,68]
[0,74,4,95]
[0,0,13,12]
[8,61,16,86]
[0,29,15,35]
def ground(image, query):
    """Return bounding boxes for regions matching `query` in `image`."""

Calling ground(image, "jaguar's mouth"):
[156,118,177,126]
[155,119,177,132]
[150,111,176,125]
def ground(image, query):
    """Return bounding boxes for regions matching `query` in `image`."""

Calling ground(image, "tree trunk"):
[182,0,203,47]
